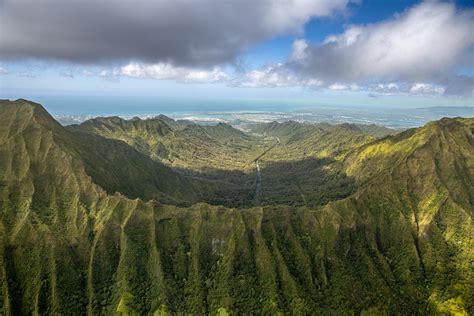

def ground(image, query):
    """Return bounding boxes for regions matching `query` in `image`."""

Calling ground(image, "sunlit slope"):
[71,116,267,170]
[248,120,395,161]
[334,117,474,313]
[0,100,472,314]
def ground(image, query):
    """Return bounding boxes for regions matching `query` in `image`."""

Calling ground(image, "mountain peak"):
[0,98,63,135]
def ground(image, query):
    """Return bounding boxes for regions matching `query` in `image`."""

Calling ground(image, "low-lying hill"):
[0,99,472,315]
[247,120,396,161]
[70,116,266,171]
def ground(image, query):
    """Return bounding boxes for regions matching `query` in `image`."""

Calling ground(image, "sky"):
[0,0,473,111]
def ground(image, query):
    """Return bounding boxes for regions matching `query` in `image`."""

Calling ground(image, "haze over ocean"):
[1,93,472,116]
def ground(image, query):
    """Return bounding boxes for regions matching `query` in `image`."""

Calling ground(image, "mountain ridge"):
[0,99,472,314]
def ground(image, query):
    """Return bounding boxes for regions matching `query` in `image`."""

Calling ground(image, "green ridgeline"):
[70,114,395,208]
[0,99,472,315]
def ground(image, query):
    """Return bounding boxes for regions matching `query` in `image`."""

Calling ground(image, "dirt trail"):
[255,160,262,205]
[252,138,279,206]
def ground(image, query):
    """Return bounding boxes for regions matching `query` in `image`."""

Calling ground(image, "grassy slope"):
[72,117,386,208]
[70,117,267,171]
[340,117,474,313]
[247,120,393,161]
[69,117,271,207]
[0,100,472,314]
[6,100,220,205]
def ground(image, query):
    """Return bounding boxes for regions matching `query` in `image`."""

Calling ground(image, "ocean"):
[4,95,473,129]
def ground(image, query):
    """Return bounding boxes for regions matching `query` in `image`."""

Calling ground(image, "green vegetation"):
[70,115,391,208]
[68,116,265,171]
[0,99,472,314]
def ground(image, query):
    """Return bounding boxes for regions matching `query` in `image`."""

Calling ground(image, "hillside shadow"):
[177,157,356,209]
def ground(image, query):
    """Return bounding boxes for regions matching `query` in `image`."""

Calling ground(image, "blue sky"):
[240,0,433,68]
[0,0,473,111]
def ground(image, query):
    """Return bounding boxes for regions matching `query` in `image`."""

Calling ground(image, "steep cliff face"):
[0,100,472,315]
[0,100,163,314]
[333,117,474,313]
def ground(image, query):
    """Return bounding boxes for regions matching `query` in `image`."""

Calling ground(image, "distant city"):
[55,105,474,129]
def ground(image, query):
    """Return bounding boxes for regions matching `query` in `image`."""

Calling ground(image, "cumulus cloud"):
[0,0,352,66]
[290,39,309,61]
[3,0,471,96]
[119,62,228,83]
[231,64,301,88]
[231,63,325,88]
[370,83,401,95]
[328,83,348,91]
[0,67,8,75]
[237,1,474,96]
[410,83,445,95]
[297,1,473,81]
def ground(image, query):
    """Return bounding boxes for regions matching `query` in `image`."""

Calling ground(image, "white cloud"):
[410,83,445,95]
[99,70,109,77]
[119,62,228,83]
[263,0,352,34]
[231,64,301,88]
[0,66,8,75]
[290,39,309,61]
[312,1,474,82]
[234,1,474,96]
[370,83,401,95]
[328,83,348,90]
